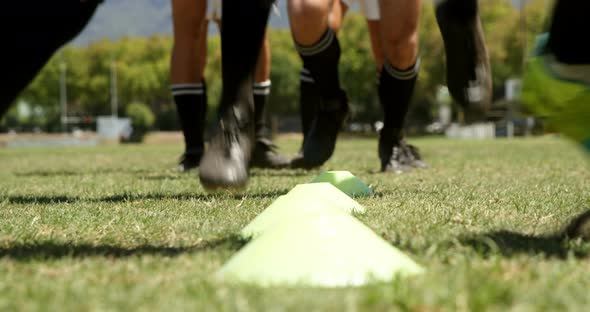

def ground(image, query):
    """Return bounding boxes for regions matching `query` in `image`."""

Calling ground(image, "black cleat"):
[563,210,590,241]
[436,0,492,122]
[198,105,255,191]
[401,141,428,169]
[177,149,203,172]
[289,149,307,169]
[295,92,349,169]
[378,129,424,174]
[250,138,290,169]
[379,139,412,174]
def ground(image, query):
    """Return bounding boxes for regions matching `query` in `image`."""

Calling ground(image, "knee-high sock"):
[378,60,420,137]
[294,29,343,100]
[171,82,207,154]
[253,80,271,139]
[218,0,272,120]
[548,1,590,64]
[299,67,319,139]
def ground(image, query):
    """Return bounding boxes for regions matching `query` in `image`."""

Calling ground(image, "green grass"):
[1,136,589,311]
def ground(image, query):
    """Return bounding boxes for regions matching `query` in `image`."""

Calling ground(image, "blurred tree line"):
[1,0,550,133]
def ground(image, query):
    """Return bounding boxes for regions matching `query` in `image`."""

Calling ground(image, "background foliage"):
[1,0,550,132]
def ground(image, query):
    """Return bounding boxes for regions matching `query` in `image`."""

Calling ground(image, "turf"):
[0,136,589,311]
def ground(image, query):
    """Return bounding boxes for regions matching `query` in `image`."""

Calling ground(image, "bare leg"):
[170,0,208,171]
[366,20,384,71]
[380,0,421,70]
[377,0,423,173]
[170,0,207,84]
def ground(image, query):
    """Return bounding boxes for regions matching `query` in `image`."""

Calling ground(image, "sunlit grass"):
[0,136,588,311]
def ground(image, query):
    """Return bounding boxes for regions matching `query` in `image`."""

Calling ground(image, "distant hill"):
[73,0,532,46]
[73,0,290,46]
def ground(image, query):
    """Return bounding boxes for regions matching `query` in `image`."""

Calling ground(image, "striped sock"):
[253,80,271,138]
[295,28,342,99]
[170,82,207,154]
[378,59,420,135]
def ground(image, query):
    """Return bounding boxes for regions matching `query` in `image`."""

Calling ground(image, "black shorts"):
[1,0,102,116]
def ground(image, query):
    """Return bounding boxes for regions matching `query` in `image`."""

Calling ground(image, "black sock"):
[299,67,319,138]
[436,0,478,19]
[548,1,590,64]
[219,0,271,121]
[295,29,342,99]
[253,80,271,139]
[171,82,207,154]
[378,60,420,138]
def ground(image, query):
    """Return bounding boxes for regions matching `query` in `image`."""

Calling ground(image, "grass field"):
[1,136,589,311]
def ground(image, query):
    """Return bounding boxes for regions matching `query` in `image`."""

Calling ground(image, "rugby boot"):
[293,91,349,169]
[199,91,255,190]
[250,138,290,169]
[401,141,428,169]
[436,0,492,122]
[177,148,203,172]
[564,210,590,242]
[379,128,413,174]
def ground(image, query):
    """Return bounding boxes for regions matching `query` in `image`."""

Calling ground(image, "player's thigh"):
[288,0,333,25]
[329,0,348,32]
[171,0,207,39]
[255,32,271,82]
[379,0,420,42]
[289,0,334,43]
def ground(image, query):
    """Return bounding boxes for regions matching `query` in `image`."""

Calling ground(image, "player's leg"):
[288,0,349,169]
[521,1,590,241]
[435,0,492,122]
[378,0,422,173]
[198,0,272,189]
[366,10,426,170]
[250,32,290,168]
[170,0,208,172]
[548,1,590,66]
[1,0,101,119]
[366,20,384,71]
[293,0,346,166]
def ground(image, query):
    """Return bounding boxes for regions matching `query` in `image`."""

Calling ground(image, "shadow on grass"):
[459,230,589,259]
[141,175,184,181]
[14,168,154,177]
[0,235,247,261]
[3,189,289,205]
[4,195,81,204]
[250,170,312,178]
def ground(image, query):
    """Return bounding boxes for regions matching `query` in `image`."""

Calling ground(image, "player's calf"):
[289,0,349,168]
[435,0,492,122]
[198,0,272,190]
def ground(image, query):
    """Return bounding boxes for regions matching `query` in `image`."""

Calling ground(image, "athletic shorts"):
[341,0,380,20]
[207,0,222,21]
[1,0,101,116]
